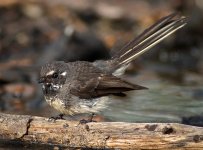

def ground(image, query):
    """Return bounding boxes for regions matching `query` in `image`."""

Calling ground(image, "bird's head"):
[39,61,68,95]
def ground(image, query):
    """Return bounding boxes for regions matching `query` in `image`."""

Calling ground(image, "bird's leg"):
[79,113,96,124]
[88,113,95,122]
[48,113,65,122]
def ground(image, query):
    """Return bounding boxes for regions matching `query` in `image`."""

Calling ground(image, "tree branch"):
[0,113,203,149]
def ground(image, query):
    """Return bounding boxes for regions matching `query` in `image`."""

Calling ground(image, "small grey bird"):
[39,13,186,119]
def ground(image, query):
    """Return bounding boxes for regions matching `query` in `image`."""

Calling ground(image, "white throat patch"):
[52,84,62,91]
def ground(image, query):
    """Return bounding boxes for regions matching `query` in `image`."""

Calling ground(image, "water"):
[103,72,203,122]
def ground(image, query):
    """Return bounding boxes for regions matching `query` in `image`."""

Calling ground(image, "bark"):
[0,113,203,149]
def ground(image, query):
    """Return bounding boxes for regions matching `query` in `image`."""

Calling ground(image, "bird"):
[39,13,187,121]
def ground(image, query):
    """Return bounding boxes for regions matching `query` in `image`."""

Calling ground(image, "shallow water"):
[103,72,203,122]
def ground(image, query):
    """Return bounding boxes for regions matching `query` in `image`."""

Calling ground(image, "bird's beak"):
[38,77,45,83]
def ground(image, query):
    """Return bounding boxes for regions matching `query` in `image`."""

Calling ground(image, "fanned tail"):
[108,13,187,75]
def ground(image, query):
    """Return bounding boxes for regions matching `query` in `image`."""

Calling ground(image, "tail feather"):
[119,17,186,66]
[109,13,187,74]
[112,13,178,59]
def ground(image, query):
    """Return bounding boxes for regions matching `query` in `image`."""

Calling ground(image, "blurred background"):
[0,0,203,126]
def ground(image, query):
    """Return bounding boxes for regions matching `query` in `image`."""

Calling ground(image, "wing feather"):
[70,74,147,99]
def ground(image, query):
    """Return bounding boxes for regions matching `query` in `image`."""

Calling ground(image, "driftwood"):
[0,113,203,149]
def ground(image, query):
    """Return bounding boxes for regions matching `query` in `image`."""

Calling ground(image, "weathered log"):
[0,113,203,149]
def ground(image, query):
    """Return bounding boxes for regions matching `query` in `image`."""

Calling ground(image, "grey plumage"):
[39,13,187,115]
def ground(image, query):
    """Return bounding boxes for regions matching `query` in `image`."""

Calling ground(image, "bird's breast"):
[44,95,110,115]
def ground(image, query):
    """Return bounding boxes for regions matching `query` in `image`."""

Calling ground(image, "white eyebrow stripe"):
[61,71,67,76]
[46,70,55,76]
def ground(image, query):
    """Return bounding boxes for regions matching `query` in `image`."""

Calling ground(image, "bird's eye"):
[52,73,58,78]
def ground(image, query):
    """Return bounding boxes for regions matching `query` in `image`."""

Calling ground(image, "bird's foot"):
[79,113,96,124]
[48,114,65,122]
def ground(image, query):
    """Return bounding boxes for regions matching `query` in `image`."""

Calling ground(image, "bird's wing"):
[70,74,147,99]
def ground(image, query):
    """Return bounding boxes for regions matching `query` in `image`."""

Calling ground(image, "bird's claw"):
[78,113,96,124]
[48,114,65,122]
